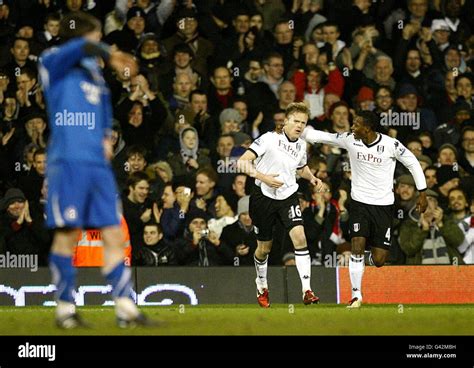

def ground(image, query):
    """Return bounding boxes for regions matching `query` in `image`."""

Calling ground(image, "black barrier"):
[286,266,337,303]
[0,267,338,306]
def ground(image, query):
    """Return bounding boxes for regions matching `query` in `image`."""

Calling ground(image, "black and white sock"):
[295,248,311,292]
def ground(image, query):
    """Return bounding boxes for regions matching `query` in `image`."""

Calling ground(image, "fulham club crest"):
[353,223,360,232]
[377,145,384,154]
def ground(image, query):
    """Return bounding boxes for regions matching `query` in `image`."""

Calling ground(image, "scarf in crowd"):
[421,225,450,264]
[198,239,209,267]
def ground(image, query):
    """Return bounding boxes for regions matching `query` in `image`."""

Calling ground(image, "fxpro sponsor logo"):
[0,284,199,306]
[356,152,382,164]
[0,252,38,272]
[18,342,55,362]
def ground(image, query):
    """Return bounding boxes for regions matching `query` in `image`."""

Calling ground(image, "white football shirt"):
[249,131,307,200]
[303,128,427,205]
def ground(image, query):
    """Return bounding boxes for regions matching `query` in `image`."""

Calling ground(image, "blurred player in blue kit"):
[39,11,155,328]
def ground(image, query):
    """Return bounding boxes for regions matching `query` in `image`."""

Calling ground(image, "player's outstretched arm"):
[297,165,323,192]
[302,128,348,149]
[394,140,428,213]
[237,150,283,188]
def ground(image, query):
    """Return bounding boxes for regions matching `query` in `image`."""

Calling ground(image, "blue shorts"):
[46,162,121,229]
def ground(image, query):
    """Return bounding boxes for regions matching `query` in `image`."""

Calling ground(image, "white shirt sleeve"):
[393,140,427,191]
[248,133,269,158]
[298,148,307,169]
[302,127,348,149]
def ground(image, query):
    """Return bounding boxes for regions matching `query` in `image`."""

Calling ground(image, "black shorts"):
[249,186,304,241]
[349,200,394,250]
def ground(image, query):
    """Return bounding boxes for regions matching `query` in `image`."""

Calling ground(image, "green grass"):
[0,304,473,335]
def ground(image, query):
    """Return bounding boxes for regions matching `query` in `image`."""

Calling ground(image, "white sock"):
[295,248,311,292]
[56,300,76,319]
[254,254,268,293]
[349,254,365,300]
[115,297,140,320]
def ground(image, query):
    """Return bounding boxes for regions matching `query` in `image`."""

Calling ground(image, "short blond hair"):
[285,102,310,118]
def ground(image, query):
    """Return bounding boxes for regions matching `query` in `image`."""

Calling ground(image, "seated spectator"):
[168,72,195,113]
[355,86,375,112]
[4,38,37,82]
[147,161,173,188]
[326,100,351,133]
[122,172,160,258]
[436,143,458,166]
[459,127,474,176]
[418,154,433,170]
[455,73,473,109]
[0,188,50,265]
[231,174,248,199]
[448,188,474,264]
[116,145,148,193]
[208,66,234,115]
[21,111,48,152]
[433,100,472,148]
[105,7,146,53]
[419,131,438,162]
[392,174,419,264]
[277,81,296,110]
[399,189,464,265]
[175,209,234,266]
[435,164,461,210]
[219,195,257,266]
[167,127,211,182]
[424,166,438,189]
[162,8,214,78]
[310,181,349,264]
[219,108,243,135]
[297,64,344,122]
[154,114,192,160]
[137,33,171,94]
[207,192,239,238]
[135,222,178,266]
[158,183,191,241]
[158,43,203,100]
[18,148,46,205]
[37,13,61,51]
[394,83,437,143]
[191,167,220,218]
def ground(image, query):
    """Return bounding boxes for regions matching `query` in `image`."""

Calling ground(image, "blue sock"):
[49,253,76,303]
[105,262,132,299]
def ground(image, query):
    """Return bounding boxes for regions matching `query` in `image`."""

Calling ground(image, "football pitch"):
[0,304,474,335]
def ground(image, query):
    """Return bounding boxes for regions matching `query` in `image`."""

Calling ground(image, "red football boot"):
[257,288,270,308]
[303,290,320,305]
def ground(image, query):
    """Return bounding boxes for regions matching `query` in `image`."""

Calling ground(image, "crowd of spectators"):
[1,0,474,267]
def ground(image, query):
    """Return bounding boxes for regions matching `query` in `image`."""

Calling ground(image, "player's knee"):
[372,256,385,268]
[289,226,306,248]
[351,239,365,255]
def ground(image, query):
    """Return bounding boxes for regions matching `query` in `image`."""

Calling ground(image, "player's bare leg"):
[289,225,319,304]
[254,240,272,308]
[369,247,389,268]
[348,237,366,308]
[102,226,158,327]
[50,228,88,328]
